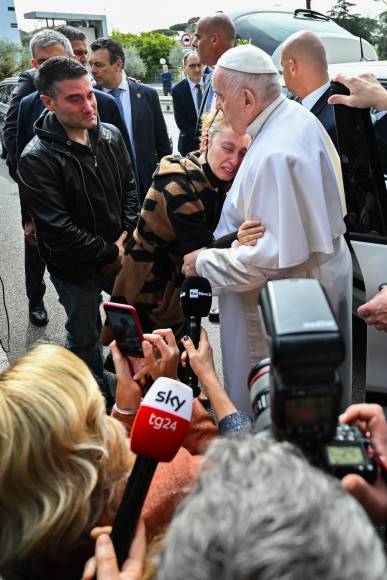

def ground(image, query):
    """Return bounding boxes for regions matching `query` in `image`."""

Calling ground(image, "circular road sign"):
[180,33,192,47]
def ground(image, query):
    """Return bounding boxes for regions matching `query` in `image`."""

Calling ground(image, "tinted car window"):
[235,12,350,55]
[332,82,387,241]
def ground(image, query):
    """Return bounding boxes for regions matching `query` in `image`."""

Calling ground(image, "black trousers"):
[24,238,46,305]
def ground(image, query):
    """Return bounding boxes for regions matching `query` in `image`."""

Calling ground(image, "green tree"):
[168,44,184,81]
[112,30,176,81]
[328,0,378,44]
[151,28,176,37]
[0,39,21,80]
[169,22,189,32]
[123,45,147,80]
[375,12,387,58]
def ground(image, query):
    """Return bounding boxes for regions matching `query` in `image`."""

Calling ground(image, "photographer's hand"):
[340,403,387,522]
[110,341,143,411]
[133,329,179,382]
[82,520,146,580]
[182,329,237,421]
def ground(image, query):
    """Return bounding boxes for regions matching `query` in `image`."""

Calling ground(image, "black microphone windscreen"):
[180,276,212,317]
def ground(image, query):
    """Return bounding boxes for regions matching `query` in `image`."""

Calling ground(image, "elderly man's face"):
[213,67,247,135]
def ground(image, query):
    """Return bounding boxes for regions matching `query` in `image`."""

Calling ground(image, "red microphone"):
[111,378,193,566]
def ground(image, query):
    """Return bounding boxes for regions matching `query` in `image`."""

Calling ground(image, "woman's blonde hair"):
[200,110,229,149]
[0,343,131,570]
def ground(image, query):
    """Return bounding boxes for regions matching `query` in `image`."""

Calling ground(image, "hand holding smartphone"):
[103,302,144,357]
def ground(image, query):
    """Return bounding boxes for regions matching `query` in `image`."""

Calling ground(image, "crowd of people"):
[1,11,387,580]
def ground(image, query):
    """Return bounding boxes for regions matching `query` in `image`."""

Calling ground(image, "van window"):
[235,11,350,55]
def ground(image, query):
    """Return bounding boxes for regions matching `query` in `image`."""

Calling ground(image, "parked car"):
[279,59,387,401]
[328,61,387,403]
[227,7,378,66]
[0,76,18,158]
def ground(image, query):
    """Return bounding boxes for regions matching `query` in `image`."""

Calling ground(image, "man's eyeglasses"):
[188,63,203,70]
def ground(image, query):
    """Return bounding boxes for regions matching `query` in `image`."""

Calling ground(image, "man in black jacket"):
[18,57,139,398]
[5,28,135,328]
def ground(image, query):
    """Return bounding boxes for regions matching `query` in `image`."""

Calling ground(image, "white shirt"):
[187,78,204,114]
[102,72,136,160]
[197,97,346,291]
[301,81,331,111]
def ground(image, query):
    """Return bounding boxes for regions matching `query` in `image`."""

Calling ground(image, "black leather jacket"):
[18,111,140,283]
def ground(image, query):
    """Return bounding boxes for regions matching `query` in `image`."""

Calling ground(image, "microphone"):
[111,377,193,567]
[180,276,212,395]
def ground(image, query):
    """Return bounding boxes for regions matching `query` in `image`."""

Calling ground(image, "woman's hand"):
[181,328,217,387]
[133,329,179,382]
[237,220,265,246]
[110,342,143,411]
[81,520,146,580]
[182,328,237,420]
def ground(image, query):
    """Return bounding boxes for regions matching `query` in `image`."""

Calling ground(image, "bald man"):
[193,14,236,116]
[281,31,337,148]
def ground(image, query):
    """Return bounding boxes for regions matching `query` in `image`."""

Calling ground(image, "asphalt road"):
[0,108,365,405]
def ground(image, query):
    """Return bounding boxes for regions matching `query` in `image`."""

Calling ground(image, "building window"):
[10,23,18,28]
[8,6,15,10]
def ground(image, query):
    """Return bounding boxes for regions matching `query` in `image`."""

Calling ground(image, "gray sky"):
[14,0,387,34]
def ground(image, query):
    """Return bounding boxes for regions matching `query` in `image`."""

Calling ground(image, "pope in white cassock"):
[182,44,352,414]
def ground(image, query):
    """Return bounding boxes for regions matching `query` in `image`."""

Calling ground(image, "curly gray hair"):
[157,436,387,580]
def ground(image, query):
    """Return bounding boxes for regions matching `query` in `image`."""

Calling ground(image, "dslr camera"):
[248,279,377,483]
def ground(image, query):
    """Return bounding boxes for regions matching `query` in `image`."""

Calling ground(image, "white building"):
[0,0,20,44]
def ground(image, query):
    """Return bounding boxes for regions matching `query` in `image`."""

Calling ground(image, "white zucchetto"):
[217,44,278,74]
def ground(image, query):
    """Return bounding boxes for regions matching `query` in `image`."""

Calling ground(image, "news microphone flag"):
[131,377,193,461]
[180,276,212,394]
[111,378,193,566]
[180,276,212,319]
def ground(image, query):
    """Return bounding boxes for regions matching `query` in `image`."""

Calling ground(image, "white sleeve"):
[196,242,292,295]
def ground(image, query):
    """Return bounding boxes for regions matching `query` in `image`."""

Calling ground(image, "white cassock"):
[196,95,352,414]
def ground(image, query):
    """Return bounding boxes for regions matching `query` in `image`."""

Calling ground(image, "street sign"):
[180,32,192,47]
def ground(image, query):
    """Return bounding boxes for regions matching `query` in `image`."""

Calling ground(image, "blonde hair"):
[200,110,230,150]
[0,343,131,570]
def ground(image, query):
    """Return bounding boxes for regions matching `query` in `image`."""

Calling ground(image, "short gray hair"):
[157,436,387,580]
[221,67,281,106]
[29,29,73,59]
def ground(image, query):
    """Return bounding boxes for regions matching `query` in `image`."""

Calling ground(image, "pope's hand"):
[182,249,204,277]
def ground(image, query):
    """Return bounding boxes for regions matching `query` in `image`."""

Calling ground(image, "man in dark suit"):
[192,14,236,138]
[172,51,204,156]
[90,37,172,202]
[280,31,337,148]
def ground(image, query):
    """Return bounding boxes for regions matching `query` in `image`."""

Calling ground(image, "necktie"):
[195,84,203,112]
[109,87,124,118]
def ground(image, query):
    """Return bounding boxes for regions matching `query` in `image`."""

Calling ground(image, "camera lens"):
[248,358,271,432]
